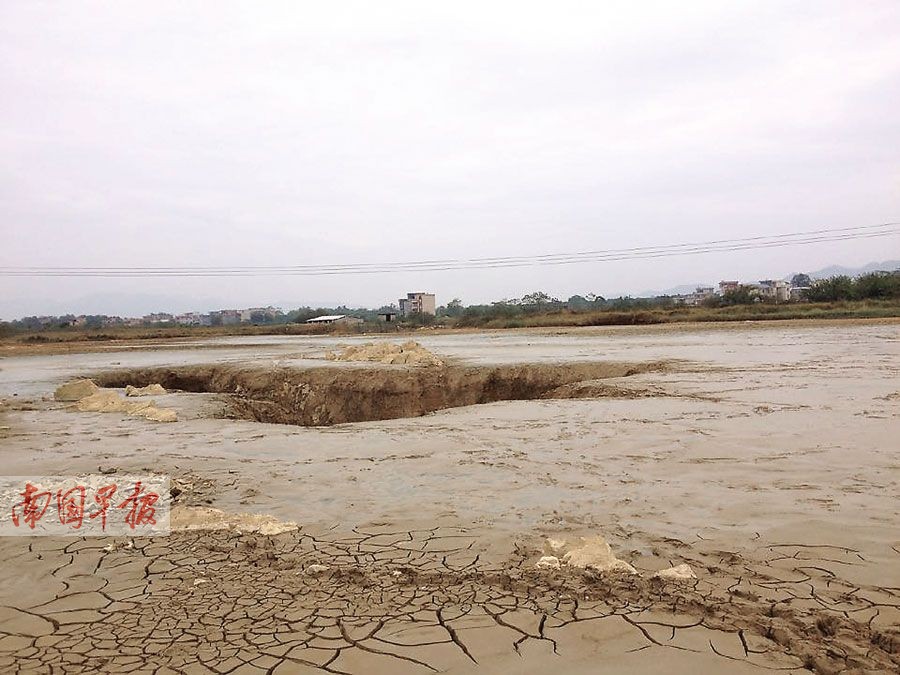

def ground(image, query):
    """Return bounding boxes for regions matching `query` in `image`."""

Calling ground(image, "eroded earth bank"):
[0,322,897,674]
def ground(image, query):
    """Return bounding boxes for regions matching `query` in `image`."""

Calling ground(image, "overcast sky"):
[2,1,899,318]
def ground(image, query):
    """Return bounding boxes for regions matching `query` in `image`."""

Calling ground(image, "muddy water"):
[0,321,897,673]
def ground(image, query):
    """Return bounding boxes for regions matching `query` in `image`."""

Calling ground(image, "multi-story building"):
[757,280,791,303]
[398,292,436,317]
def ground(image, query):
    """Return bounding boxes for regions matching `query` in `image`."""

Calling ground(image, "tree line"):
[3,272,897,335]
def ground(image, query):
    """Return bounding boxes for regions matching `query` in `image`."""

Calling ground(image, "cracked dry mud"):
[0,322,898,673]
[0,525,897,674]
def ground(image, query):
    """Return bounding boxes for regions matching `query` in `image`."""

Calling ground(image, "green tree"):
[853,273,899,299]
[720,287,756,305]
[566,295,591,310]
[806,275,854,302]
[443,298,464,317]
[519,291,558,306]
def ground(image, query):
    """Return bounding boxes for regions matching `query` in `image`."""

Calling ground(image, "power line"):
[1,222,897,277]
[2,221,895,271]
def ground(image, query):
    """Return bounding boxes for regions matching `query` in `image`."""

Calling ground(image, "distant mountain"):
[788,260,900,281]
[636,283,712,298]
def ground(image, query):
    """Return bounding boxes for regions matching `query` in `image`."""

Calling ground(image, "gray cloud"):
[2,1,899,318]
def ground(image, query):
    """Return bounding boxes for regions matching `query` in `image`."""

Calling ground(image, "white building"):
[306,315,363,326]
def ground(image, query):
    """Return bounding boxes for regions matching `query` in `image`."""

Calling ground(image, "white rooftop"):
[306,315,347,322]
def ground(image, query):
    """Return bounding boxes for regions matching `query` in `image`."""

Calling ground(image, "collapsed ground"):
[90,360,670,426]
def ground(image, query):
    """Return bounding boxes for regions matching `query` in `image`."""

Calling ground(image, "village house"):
[790,286,810,302]
[675,286,716,306]
[398,292,436,317]
[174,312,208,326]
[377,310,399,322]
[142,313,174,325]
[210,309,241,325]
[757,280,791,302]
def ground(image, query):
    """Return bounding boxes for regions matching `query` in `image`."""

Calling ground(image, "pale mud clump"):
[325,340,444,367]
[138,405,178,423]
[537,534,698,581]
[170,505,298,535]
[53,378,99,401]
[653,563,697,580]
[539,534,638,574]
[561,535,637,573]
[124,383,167,396]
[54,379,177,422]
[75,390,178,422]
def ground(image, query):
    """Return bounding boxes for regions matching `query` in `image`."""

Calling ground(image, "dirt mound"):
[91,360,668,426]
[54,379,174,422]
[74,389,177,423]
[125,383,167,397]
[53,379,99,401]
[170,506,297,535]
[325,340,443,366]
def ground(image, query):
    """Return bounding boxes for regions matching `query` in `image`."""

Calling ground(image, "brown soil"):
[2,323,898,673]
[91,361,668,426]
[0,525,895,674]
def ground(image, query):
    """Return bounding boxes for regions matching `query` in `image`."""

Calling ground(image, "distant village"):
[671,278,803,307]
[12,293,438,330]
[8,266,899,330]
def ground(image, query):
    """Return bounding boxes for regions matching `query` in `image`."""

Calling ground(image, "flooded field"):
[0,321,897,673]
